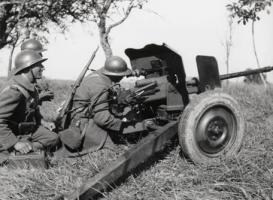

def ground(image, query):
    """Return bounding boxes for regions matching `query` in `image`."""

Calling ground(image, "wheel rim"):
[195,106,236,155]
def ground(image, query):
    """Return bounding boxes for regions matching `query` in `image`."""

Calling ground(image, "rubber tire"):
[178,90,245,164]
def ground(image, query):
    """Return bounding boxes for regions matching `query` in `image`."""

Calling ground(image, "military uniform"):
[0,75,58,153]
[59,69,123,152]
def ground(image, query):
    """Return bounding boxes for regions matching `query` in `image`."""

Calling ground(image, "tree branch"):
[103,0,114,13]
[0,0,21,7]
[106,2,135,35]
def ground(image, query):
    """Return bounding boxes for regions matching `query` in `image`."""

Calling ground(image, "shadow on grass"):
[90,136,183,200]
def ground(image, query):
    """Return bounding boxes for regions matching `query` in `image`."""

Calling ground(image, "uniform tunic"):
[0,75,58,152]
[59,69,123,152]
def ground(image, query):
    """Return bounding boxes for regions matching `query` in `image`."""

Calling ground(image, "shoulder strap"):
[88,73,100,78]
[10,84,30,99]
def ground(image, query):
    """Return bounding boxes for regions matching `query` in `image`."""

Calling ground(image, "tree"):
[0,0,93,49]
[227,0,273,86]
[0,0,89,75]
[0,0,147,57]
[224,16,234,77]
[1,0,148,75]
[79,0,147,58]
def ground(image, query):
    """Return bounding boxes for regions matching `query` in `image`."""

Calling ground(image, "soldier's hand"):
[39,90,54,102]
[41,120,56,131]
[122,110,137,123]
[122,116,136,125]
[14,141,32,154]
[122,117,130,123]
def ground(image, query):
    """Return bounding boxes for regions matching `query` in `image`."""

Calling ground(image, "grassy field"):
[1,78,273,200]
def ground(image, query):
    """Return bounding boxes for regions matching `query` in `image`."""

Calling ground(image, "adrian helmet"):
[101,56,131,76]
[13,50,47,75]
[21,38,46,52]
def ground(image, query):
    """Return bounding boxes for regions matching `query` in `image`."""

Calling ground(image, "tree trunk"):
[226,18,233,74]
[7,44,16,77]
[0,4,14,50]
[98,17,113,58]
[0,6,9,50]
[99,31,112,58]
[224,17,233,86]
[251,20,266,87]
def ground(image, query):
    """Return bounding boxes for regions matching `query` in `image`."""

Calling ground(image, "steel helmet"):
[101,56,131,76]
[21,38,46,52]
[13,50,47,75]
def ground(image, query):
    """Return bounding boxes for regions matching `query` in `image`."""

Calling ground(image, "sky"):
[0,0,273,81]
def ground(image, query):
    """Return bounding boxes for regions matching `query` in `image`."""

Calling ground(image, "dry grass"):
[102,83,273,200]
[0,79,273,200]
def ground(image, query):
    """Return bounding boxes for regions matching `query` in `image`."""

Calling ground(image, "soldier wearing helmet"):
[0,50,58,160]
[20,38,54,103]
[21,38,46,54]
[58,56,132,155]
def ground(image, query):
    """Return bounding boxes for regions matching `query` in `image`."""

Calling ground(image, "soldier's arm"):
[38,90,54,103]
[79,76,123,132]
[0,87,23,150]
[92,90,123,131]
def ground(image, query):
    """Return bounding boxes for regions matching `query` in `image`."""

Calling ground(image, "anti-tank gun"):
[111,46,273,137]
[109,42,273,160]
[61,43,273,200]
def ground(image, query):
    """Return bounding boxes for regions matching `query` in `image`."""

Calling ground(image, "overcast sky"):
[0,0,273,81]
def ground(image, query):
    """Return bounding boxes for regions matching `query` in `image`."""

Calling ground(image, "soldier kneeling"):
[0,50,59,168]
[57,56,132,156]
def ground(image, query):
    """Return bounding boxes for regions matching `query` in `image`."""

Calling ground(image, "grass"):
[1,78,273,200]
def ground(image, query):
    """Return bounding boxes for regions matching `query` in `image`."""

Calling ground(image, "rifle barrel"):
[220,66,273,80]
[56,46,99,129]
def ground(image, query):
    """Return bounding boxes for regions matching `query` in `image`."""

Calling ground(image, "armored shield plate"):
[196,55,221,92]
[125,43,189,106]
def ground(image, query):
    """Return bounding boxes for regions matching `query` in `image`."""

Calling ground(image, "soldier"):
[21,38,46,54]
[0,50,59,159]
[58,56,132,155]
[21,38,54,103]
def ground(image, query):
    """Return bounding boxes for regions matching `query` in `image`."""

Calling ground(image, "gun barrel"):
[220,66,273,80]
[135,81,157,94]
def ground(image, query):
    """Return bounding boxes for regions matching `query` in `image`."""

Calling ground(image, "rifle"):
[56,46,99,130]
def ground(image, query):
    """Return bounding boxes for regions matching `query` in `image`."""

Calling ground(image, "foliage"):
[0,0,87,49]
[227,0,273,24]
[226,0,272,87]
[0,0,148,59]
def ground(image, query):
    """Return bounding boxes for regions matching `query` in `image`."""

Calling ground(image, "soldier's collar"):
[12,75,35,92]
[97,69,112,85]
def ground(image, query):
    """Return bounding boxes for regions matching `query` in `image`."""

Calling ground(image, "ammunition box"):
[4,151,48,169]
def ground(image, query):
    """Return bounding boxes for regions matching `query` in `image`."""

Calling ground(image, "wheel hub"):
[206,117,228,146]
[195,107,235,155]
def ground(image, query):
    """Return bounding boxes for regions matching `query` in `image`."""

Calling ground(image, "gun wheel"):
[178,90,244,164]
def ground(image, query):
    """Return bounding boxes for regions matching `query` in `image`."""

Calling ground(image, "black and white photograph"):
[0,0,273,199]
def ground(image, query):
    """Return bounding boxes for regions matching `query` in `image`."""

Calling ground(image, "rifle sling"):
[65,84,118,123]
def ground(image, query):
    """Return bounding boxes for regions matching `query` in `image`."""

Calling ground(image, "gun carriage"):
[58,43,273,200]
